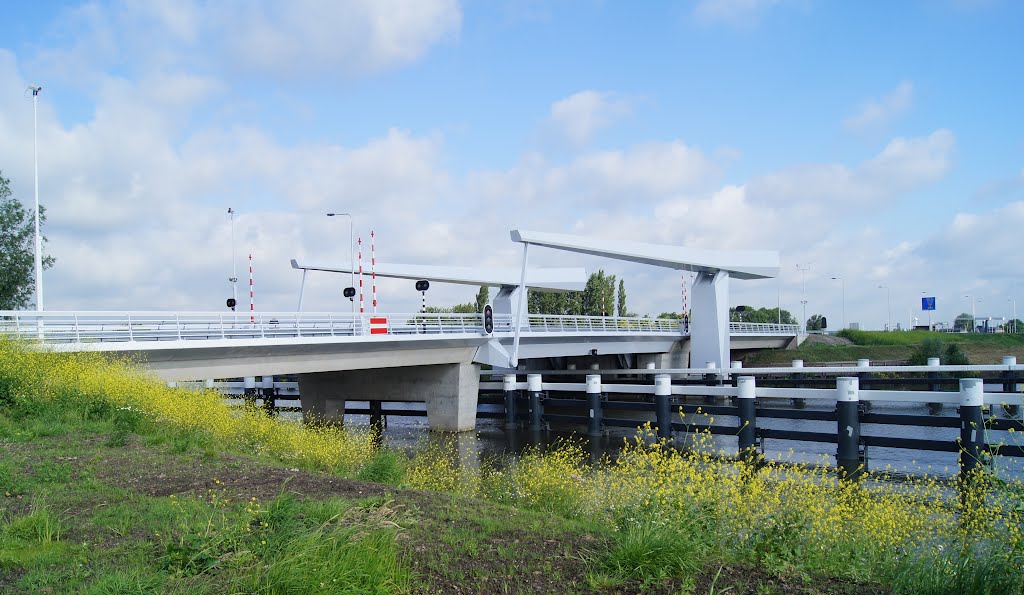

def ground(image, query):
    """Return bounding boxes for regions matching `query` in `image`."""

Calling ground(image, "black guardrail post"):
[836,376,863,480]
[243,376,258,408]
[1002,356,1019,417]
[502,374,518,430]
[927,357,943,415]
[737,376,757,461]
[791,359,806,408]
[527,373,544,432]
[655,374,672,440]
[261,376,276,417]
[586,374,603,438]
[959,378,987,480]
[856,359,872,413]
[369,399,383,432]
[703,362,718,404]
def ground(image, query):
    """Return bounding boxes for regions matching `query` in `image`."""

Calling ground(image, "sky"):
[1,0,1022,330]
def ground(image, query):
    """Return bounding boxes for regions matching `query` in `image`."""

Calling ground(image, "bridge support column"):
[690,270,730,372]
[297,363,481,432]
[297,373,347,425]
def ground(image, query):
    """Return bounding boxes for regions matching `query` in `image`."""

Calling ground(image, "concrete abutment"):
[297,363,481,432]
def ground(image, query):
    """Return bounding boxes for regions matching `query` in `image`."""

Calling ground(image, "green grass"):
[744,330,1024,366]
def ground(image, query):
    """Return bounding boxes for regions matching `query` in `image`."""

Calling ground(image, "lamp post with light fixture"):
[326,212,355,313]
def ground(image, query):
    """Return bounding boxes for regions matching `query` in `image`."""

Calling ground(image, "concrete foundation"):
[297,363,481,432]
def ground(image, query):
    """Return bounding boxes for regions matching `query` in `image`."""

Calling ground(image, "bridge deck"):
[0,311,799,346]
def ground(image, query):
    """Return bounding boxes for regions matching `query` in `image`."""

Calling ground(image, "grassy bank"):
[2,338,1023,593]
[743,330,1024,366]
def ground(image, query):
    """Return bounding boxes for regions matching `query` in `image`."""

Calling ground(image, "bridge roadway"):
[1,310,800,431]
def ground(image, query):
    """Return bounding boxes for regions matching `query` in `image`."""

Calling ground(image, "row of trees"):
[1,171,54,310]
[424,286,490,314]
[528,270,629,317]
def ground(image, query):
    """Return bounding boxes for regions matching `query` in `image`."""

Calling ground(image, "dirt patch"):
[92,440,391,503]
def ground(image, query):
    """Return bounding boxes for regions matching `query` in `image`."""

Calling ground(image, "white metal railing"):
[0,311,798,345]
[728,322,801,335]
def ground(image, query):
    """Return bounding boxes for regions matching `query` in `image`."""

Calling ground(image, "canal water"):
[264,395,1024,482]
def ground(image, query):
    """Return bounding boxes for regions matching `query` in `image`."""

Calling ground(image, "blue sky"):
[1,0,1022,329]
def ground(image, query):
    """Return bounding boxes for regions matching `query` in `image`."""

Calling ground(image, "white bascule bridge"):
[1,230,799,431]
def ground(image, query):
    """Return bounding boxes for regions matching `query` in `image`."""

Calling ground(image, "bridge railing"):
[0,311,799,344]
[729,322,801,335]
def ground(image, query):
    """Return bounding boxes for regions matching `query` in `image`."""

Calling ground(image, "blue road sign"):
[922,297,936,311]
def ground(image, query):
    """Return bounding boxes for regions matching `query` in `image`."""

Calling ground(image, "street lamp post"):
[962,295,983,332]
[1009,298,1017,334]
[29,85,43,311]
[796,263,811,332]
[831,276,845,330]
[227,208,238,310]
[920,291,930,331]
[326,213,355,313]
[878,285,891,331]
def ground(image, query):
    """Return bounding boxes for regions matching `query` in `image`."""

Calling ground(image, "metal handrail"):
[0,310,799,345]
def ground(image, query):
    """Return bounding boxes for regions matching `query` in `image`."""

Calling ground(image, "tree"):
[616,279,630,317]
[730,305,797,325]
[953,312,973,332]
[1006,319,1022,334]
[530,271,621,317]
[473,285,489,313]
[0,172,55,309]
[806,314,826,331]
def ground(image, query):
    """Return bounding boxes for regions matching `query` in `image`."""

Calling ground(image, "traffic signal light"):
[821,317,827,329]
[483,304,493,334]
[226,298,236,310]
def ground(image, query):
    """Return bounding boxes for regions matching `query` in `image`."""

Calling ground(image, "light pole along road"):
[326,213,356,313]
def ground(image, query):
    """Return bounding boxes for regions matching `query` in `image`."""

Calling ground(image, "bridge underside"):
[57,332,800,433]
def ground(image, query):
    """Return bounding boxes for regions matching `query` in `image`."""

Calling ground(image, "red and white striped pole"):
[371,230,377,314]
[357,237,364,314]
[249,253,255,323]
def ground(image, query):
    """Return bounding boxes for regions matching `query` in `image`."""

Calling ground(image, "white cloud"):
[546,90,633,146]
[843,81,914,132]
[693,0,784,28]
[748,129,954,209]
[38,0,462,82]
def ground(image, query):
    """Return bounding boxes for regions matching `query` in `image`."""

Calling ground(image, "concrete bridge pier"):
[297,363,481,432]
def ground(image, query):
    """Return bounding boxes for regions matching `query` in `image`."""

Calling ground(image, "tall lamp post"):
[921,291,932,331]
[326,213,355,313]
[964,295,979,332]
[29,85,43,311]
[831,276,845,330]
[796,263,811,332]
[227,208,238,310]
[878,285,891,331]
[1009,298,1017,334]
